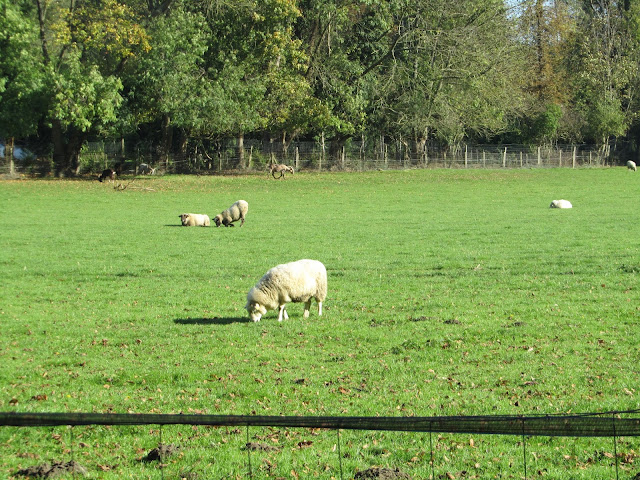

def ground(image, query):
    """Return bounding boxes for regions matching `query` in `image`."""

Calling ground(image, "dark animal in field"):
[98,169,116,183]
[137,163,155,175]
[269,163,294,179]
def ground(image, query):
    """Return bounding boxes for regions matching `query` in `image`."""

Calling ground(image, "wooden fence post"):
[537,146,541,166]
[320,132,325,171]
[503,147,507,168]
[572,146,577,168]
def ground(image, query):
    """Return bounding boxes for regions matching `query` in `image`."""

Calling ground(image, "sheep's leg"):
[318,301,323,316]
[240,216,245,227]
[303,300,311,318]
[278,305,288,322]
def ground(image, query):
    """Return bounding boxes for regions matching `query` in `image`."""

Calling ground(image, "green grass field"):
[1,168,639,479]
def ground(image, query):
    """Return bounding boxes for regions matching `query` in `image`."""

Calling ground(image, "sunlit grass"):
[1,168,639,478]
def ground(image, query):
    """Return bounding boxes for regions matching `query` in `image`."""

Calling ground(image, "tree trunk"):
[329,136,347,168]
[159,114,172,171]
[51,119,84,177]
[237,132,245,169]
[7,137,15,177]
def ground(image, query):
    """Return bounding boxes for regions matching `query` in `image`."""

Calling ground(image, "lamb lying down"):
[246,259,327,322]
[549,199,572,209]
[179,213,210,226]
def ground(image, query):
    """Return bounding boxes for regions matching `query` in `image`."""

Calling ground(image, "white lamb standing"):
[549,199,572,209]
[214,200,248,227]
[627,160,637,171]
[246,259,327,322]
[179,213,211,226]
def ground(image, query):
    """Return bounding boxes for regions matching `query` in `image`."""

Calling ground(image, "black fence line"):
[2,141,635,177]
[2,411,640,438]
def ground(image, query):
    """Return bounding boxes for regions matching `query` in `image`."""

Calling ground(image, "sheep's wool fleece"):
[550,200,572,209]
[216,200,248,225]
[248,259,327,310]
[181,213,210,226]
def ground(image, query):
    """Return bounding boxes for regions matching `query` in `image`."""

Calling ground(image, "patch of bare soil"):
[16,460,87,478]
[141,443,181,462]
[354,466,412,479]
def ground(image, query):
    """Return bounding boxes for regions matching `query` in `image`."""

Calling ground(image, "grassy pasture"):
[0,168,639,479]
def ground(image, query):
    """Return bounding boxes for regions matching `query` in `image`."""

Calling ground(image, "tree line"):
[1,0,639,176]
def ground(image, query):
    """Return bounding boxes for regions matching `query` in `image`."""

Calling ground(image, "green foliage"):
[49,56,124,133]
[1,170,640,478]
[530,103,563,144]
[0,0,48,138]
[3,0,640,167]
[587,94,629,144]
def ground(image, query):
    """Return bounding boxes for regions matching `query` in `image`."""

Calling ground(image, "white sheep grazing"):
[214,200,248,227]
[246,259,327,322]
[179,213,211,227]
[627,160,637,171]
[549,199,572,209]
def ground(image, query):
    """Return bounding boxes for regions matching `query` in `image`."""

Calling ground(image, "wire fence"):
[1,138,635,177]
[2,411,640,479]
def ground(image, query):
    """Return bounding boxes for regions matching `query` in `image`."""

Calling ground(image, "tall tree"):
[0,0,47,161]
[26,0,149,176]
[568,0,639,148]
[369,0,525,151]
[516,0,577,143]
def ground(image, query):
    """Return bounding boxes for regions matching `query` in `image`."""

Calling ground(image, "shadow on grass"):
[174,316,250,325]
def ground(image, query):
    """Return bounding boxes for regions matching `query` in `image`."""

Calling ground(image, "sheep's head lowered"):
[245,300,268,322]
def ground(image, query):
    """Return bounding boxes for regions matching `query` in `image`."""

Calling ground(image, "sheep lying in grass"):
[179,213,210,227]
[627,160,637,172]
[246,259,327,322]
[550,199,572,209]
[214,200,248,227]
[98,169,116,183]
[269,163,294,179]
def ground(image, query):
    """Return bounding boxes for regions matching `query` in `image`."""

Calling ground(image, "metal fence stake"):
[612,414,619,480]
[246,425,252,479]
[429,425,435,480]
[337,429,344,480]
[522,419,527,480]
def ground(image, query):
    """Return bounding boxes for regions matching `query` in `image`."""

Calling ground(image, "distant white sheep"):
[549,199,572,209]
[214,200,248,227]
[627,160,637,172]
[179,213,210,227]
[246,259,327,322]
[269,163,294,179]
